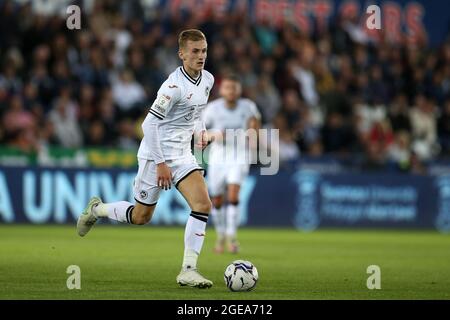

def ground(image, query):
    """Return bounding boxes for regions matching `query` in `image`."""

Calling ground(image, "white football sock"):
[182,211,208,270]
[226,204,239,239]
[211,206,226,239]
[93,201,135,224]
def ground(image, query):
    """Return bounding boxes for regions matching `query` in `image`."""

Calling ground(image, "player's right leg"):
[211,195,226,253]
[77,158,159,236]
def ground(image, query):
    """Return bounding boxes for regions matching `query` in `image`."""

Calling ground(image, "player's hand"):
[195,130,210,150]
[156,163,172,190]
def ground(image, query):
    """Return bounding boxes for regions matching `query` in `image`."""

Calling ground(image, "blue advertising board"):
[1,166,449,232]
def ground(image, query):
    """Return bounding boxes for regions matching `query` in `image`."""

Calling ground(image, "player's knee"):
[132,207,154,225]
[227,185,240,204]
[211,196,223,209]
[227,194,239,205]
[133,214,151,225]
[194,200,212,214]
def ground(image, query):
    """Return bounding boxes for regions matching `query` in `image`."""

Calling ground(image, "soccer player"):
[203,74,261,254]
[77,29,215,288]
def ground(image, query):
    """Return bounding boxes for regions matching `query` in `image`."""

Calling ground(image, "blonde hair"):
[178,29,206,49]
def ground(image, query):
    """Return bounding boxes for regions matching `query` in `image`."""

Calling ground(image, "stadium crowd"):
[0,0,449,172]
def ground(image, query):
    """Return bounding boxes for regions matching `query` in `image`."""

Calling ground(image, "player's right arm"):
[143,81,182,190]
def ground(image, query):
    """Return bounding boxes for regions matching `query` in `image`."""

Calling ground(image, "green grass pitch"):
[0,225,449,299]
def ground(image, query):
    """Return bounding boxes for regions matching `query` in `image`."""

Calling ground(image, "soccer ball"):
[224,260,258,292]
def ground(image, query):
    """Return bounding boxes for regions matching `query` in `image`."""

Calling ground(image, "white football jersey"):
[138,66,214,161]
[203,97,261,165]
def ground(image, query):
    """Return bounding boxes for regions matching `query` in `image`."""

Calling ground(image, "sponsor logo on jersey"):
[184,109,194,121]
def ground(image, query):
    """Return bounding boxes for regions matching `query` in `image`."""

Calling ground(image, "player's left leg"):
[77,158,159,236]
[224,164,249,253]
[175,169,213,288]
[225,183,241,253]
[207,164,227,253]
[77,199,157,237]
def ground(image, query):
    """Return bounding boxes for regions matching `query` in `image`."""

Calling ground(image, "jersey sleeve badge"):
[149,94,171,119]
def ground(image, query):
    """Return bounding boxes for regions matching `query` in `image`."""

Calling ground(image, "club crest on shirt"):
[139,190,148,200]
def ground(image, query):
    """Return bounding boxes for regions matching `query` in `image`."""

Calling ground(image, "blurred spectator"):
[29,63,54,111]
[262,113,300,166]
[361,141,387,171]
[98,89,119,144]
[78,84,96,142]
[0,64,22,94]
[1,94,36,151]
[236,58,258,92]
[355,99,387,142]
[313,56,335,96]
[369,120,394,152]
[155,35,180,77]
[321,111,356,154]
[22,81,39,109]
[85,120,107,147]
[279,89,303,142]
[438,99,450,155]
[48,90,83,148]
[117,119,139,150]
[409,95,438,160]
[112,69,146,117]
[387,130,412,170]
[297,102,322,154]
[389,94,412,133]
[254,21,278,55]
[321,79,353,117]
[409,152,427,175]
[254,74,281,124]
[292,42,319,107]
[368,65,389,105]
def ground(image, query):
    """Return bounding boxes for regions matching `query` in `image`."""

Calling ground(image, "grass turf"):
[0,225,449,299]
